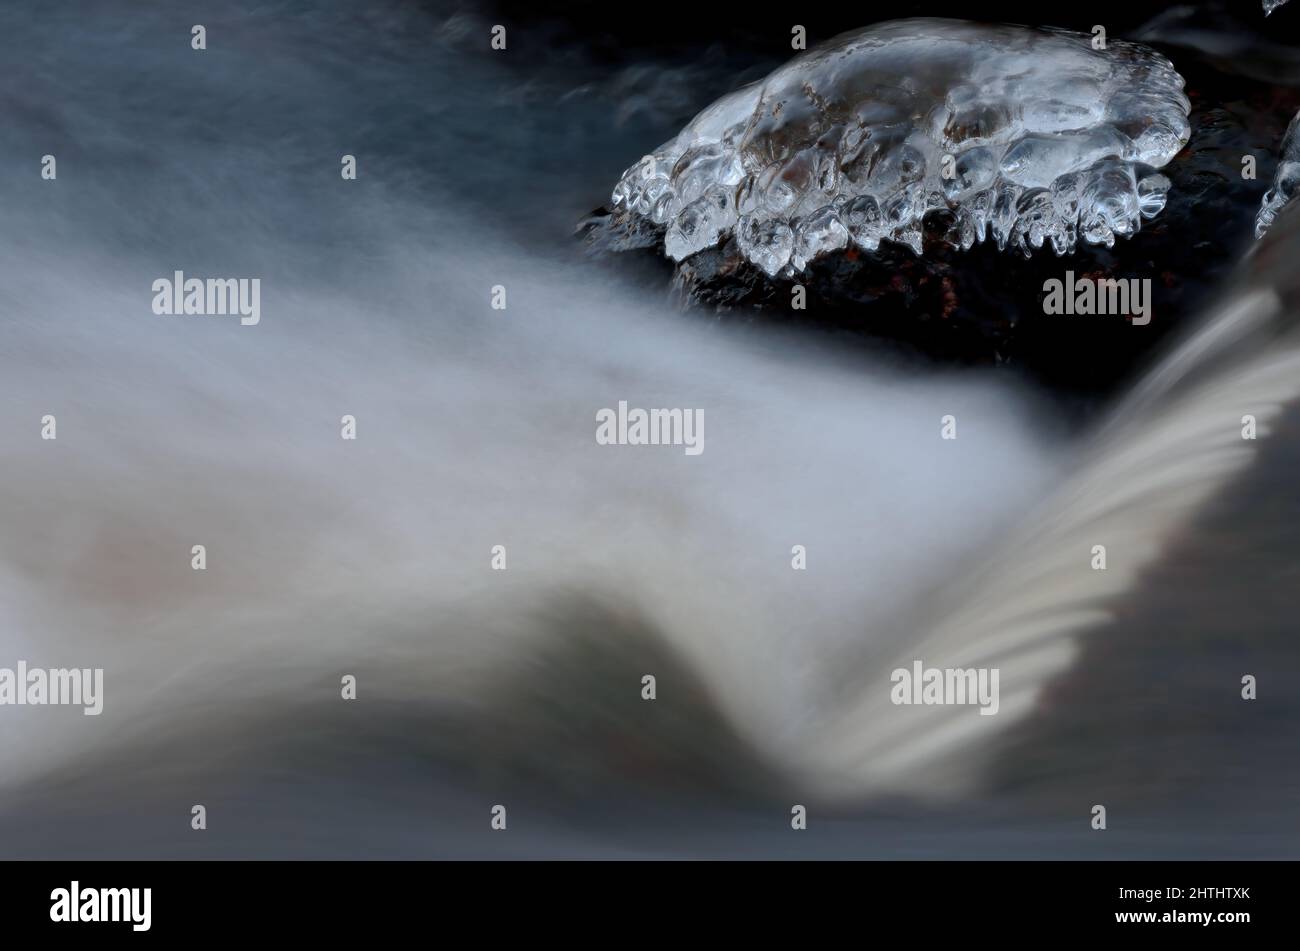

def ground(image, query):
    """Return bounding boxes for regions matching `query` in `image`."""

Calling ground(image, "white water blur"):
[0,208,1063,796]
[2,2,1299,855]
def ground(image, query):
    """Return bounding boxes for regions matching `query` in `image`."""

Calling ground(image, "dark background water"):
[0,0,1297,857]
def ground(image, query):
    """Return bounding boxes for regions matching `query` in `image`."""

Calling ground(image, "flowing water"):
[0,0,1298,857]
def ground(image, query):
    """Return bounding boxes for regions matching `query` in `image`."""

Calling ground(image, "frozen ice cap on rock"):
[1255,111,1300,239]
[609,18,1190,277]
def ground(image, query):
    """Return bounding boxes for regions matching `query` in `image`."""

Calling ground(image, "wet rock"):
[581,24,1300,394]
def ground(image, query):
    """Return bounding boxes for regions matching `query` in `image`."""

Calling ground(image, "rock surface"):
[582,18,1300,394]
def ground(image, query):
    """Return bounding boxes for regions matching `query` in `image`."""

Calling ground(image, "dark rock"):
[581,37,1300,396]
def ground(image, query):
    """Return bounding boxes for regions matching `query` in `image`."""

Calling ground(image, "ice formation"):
[609,19,1191,276]
[1264,1,1290,15]
[1255,111,1300,239]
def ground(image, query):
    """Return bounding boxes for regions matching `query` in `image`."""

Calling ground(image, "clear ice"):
[1255,111,1300,239]
[609,19,1191,276]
